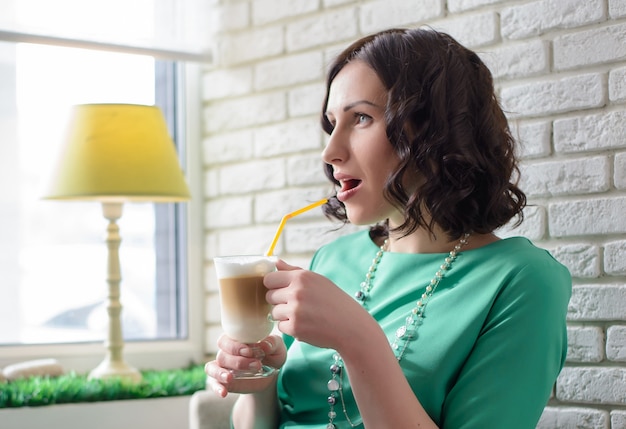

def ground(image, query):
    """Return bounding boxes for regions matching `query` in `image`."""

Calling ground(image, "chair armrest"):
[189,390,239,429]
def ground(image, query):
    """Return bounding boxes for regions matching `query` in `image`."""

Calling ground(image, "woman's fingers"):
[204,360,231,397]
[259,335,279,355]
[264,260,303,290]
[212,334,266,374]
[205,359,279,396]
[216,334,249,356]
[205,358,231,382]
[257,335,287,369]
[275,259,301,271]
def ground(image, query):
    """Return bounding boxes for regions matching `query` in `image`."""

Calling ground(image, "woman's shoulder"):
[476,236,565,267]
[473,236,572,296]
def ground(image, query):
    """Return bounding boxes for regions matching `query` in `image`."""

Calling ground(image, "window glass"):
[0,42,185,345]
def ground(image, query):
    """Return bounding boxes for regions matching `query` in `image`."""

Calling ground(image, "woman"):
[206,28,571,429]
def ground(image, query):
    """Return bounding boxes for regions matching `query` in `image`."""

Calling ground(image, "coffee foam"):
[214,255,277,278]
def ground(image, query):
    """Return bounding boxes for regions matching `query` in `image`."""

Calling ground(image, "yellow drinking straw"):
[265,198,328,256]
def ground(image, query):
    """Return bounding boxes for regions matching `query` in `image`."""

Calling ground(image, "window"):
[0,42,201,371]
[0,0,205,373]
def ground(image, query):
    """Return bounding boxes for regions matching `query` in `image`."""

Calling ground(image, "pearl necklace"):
[325,233,470,429]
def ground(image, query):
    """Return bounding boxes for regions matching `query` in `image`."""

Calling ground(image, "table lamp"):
[43,104,191,382]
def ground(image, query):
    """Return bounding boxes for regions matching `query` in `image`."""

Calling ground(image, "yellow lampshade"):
[44,103,191,202]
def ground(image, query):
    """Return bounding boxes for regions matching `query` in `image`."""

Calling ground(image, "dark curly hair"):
[320,28,526,240]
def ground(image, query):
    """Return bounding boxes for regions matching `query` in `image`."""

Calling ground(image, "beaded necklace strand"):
[325,233,470,429]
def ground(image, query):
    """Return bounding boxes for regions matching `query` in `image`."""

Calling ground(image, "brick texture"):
[537,406,609,429]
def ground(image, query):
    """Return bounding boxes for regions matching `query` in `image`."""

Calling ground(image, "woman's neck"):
[381,224,500,254]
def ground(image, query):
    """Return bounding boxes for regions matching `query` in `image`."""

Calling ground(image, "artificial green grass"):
[0,364,206,408]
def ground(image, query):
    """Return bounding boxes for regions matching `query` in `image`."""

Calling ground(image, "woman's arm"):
[206,334,286,429]
[342,262,569,429]
[206,365,280,429]
[266,260,440,429]
[231,383,280,429]
[337,305,439,429]
[439,263,570,428]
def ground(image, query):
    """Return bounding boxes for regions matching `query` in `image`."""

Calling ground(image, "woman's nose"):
[321,130,346,165]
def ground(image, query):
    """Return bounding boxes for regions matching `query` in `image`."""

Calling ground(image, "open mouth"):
[341,179,361,192]
[337,178,362,202]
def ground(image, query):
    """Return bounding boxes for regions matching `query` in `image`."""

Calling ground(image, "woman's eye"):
[355,113,371,124]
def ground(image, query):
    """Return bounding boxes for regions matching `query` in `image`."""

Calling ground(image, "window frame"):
[0,55,203,373]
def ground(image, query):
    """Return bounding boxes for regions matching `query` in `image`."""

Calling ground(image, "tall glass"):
[213,255,276,379]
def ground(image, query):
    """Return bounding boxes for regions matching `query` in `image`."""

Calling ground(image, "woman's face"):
[322,60,402,226]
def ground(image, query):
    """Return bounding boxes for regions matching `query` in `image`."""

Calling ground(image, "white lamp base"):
[89,202,142,383]
[89,358,142,382]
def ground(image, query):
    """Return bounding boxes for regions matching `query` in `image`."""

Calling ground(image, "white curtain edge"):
[0,29,212,63]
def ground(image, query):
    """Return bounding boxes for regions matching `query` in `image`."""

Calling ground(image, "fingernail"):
[240,347,253,357]
[212,384,224,396]
[219,371,229,382]
[248,361,262,370]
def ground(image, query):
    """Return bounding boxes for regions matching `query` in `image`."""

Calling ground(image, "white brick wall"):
[359,0,443,33]
[201,0,626,426]
[554,23,626,70]
[553,111,626,153]
[566,326,605,362]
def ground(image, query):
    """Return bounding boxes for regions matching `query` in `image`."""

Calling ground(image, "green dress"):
[276,230,571,428]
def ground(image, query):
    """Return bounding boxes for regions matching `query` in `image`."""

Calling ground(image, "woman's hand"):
[265,259,369,350]
[205,334,286,397]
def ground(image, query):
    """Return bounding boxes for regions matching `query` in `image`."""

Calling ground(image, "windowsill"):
[0,365,206,428]
[0,396,191,429]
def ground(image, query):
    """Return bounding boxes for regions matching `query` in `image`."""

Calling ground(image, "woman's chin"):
[345,209,382,226]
